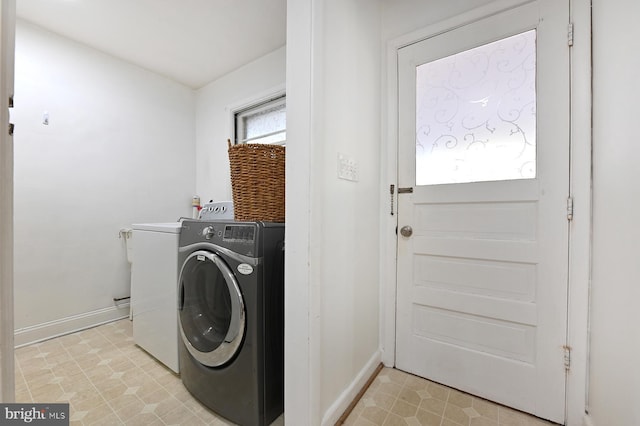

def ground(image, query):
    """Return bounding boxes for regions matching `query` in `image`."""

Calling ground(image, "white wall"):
[317,1,382,421]
[285,1,382,424]
[589,0,640,424]
[12,20,195,341]
[194,46,285,203]
[381,0,496,41]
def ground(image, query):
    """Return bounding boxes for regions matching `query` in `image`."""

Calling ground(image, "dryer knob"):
[202,226,215,240]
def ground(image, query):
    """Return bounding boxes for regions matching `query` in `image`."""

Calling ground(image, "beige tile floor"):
[343,368,559,426]
[15,319,558,426]
[14,319,284,426]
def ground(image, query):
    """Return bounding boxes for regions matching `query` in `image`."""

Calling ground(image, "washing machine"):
[178,219,284,426]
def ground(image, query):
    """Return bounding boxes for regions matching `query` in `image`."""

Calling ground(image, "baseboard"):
[583,414,595,426]
[321,350,382,426]
[14,304,130,348]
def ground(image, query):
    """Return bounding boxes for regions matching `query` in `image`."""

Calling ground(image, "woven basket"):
[227,140,285,222]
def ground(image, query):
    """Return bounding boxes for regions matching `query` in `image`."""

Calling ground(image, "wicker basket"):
[227,140,285,222]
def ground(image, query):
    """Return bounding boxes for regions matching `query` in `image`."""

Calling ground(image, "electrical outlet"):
[338,154,359,182]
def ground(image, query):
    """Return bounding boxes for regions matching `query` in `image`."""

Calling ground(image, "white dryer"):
[131,222,182,373]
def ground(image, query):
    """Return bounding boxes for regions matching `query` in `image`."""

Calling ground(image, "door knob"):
[400,226,413,237]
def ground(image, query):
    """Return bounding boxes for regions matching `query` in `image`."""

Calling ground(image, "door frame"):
[0,0,15,403]
[378,0,592,424]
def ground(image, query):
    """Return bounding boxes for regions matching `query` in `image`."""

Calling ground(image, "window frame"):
[233,94,286,145]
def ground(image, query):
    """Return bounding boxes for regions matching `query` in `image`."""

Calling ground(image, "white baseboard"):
[321,350,382,426]
[583,414,595,426]
[14,304,130,348]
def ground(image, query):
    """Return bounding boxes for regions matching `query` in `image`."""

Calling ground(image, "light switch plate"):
[338,153,359,182]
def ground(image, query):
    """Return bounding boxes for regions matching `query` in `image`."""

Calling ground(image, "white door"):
[395,1,569,422]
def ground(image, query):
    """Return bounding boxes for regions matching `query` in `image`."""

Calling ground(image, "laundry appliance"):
[178,219,284,426]
[131,222,182,373]
[198,200,234,220]
[131,202,234,374]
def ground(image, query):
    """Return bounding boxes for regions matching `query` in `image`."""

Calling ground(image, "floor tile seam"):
[183,398,222,424]
[113,394,165,417]
[77,331,140,383]
[155,379,187,406]
[92,331,130,360]
[135,358,181,391]
[57,332,119,419]
[418,403,447,421]
[154,395,188,426]
[79,388,127,426]
[441,391,470,426]
[155,416,171,426]
[13,353,26,382]
[95,323,132,346]
[381,377,404,426]
[438,406,467,426]
[34,341,59,373]
[354,417,376,426]
[161,402,203,425]
[15,357,35,402]
[400,384,451,417]
[133,370,178,403]
[143,389,186,416]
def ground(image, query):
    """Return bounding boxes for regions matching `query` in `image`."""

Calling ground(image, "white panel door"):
[395,1,569,422]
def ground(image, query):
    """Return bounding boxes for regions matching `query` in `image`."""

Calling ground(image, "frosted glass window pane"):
[416,30,536,185]
[236,97,286,145]
[243,102,286,144]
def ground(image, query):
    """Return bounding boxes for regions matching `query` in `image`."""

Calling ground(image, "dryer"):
[178,219,284,426]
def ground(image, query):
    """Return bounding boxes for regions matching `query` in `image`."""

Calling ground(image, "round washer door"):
[178,250,245,367]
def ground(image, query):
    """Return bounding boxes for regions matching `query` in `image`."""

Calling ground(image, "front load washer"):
[178,219,284,426]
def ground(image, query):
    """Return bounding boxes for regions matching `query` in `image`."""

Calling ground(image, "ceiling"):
[16,0,287,89]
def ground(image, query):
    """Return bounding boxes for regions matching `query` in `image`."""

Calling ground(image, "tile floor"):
[14,319,284,425]
[343,368,559,426]
[15,319,559,426]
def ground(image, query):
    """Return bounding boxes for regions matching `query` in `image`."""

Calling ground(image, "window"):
[234,95,286,145]
[415,30,536,185]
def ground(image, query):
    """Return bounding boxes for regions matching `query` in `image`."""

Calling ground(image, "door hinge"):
[566,197,574,221]
[563,345,572,371]
[567,22,574,47]
[8,123,14,136]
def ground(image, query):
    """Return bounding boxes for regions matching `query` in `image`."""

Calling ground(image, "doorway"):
[394,1,570,423]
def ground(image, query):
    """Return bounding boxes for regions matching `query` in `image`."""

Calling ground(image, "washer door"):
[178,250,245,367]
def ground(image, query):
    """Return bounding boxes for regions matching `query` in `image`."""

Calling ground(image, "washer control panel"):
[223,225,256,243]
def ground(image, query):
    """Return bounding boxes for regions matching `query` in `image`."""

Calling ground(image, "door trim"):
[379,0,592,423]
[0,0,15,403]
